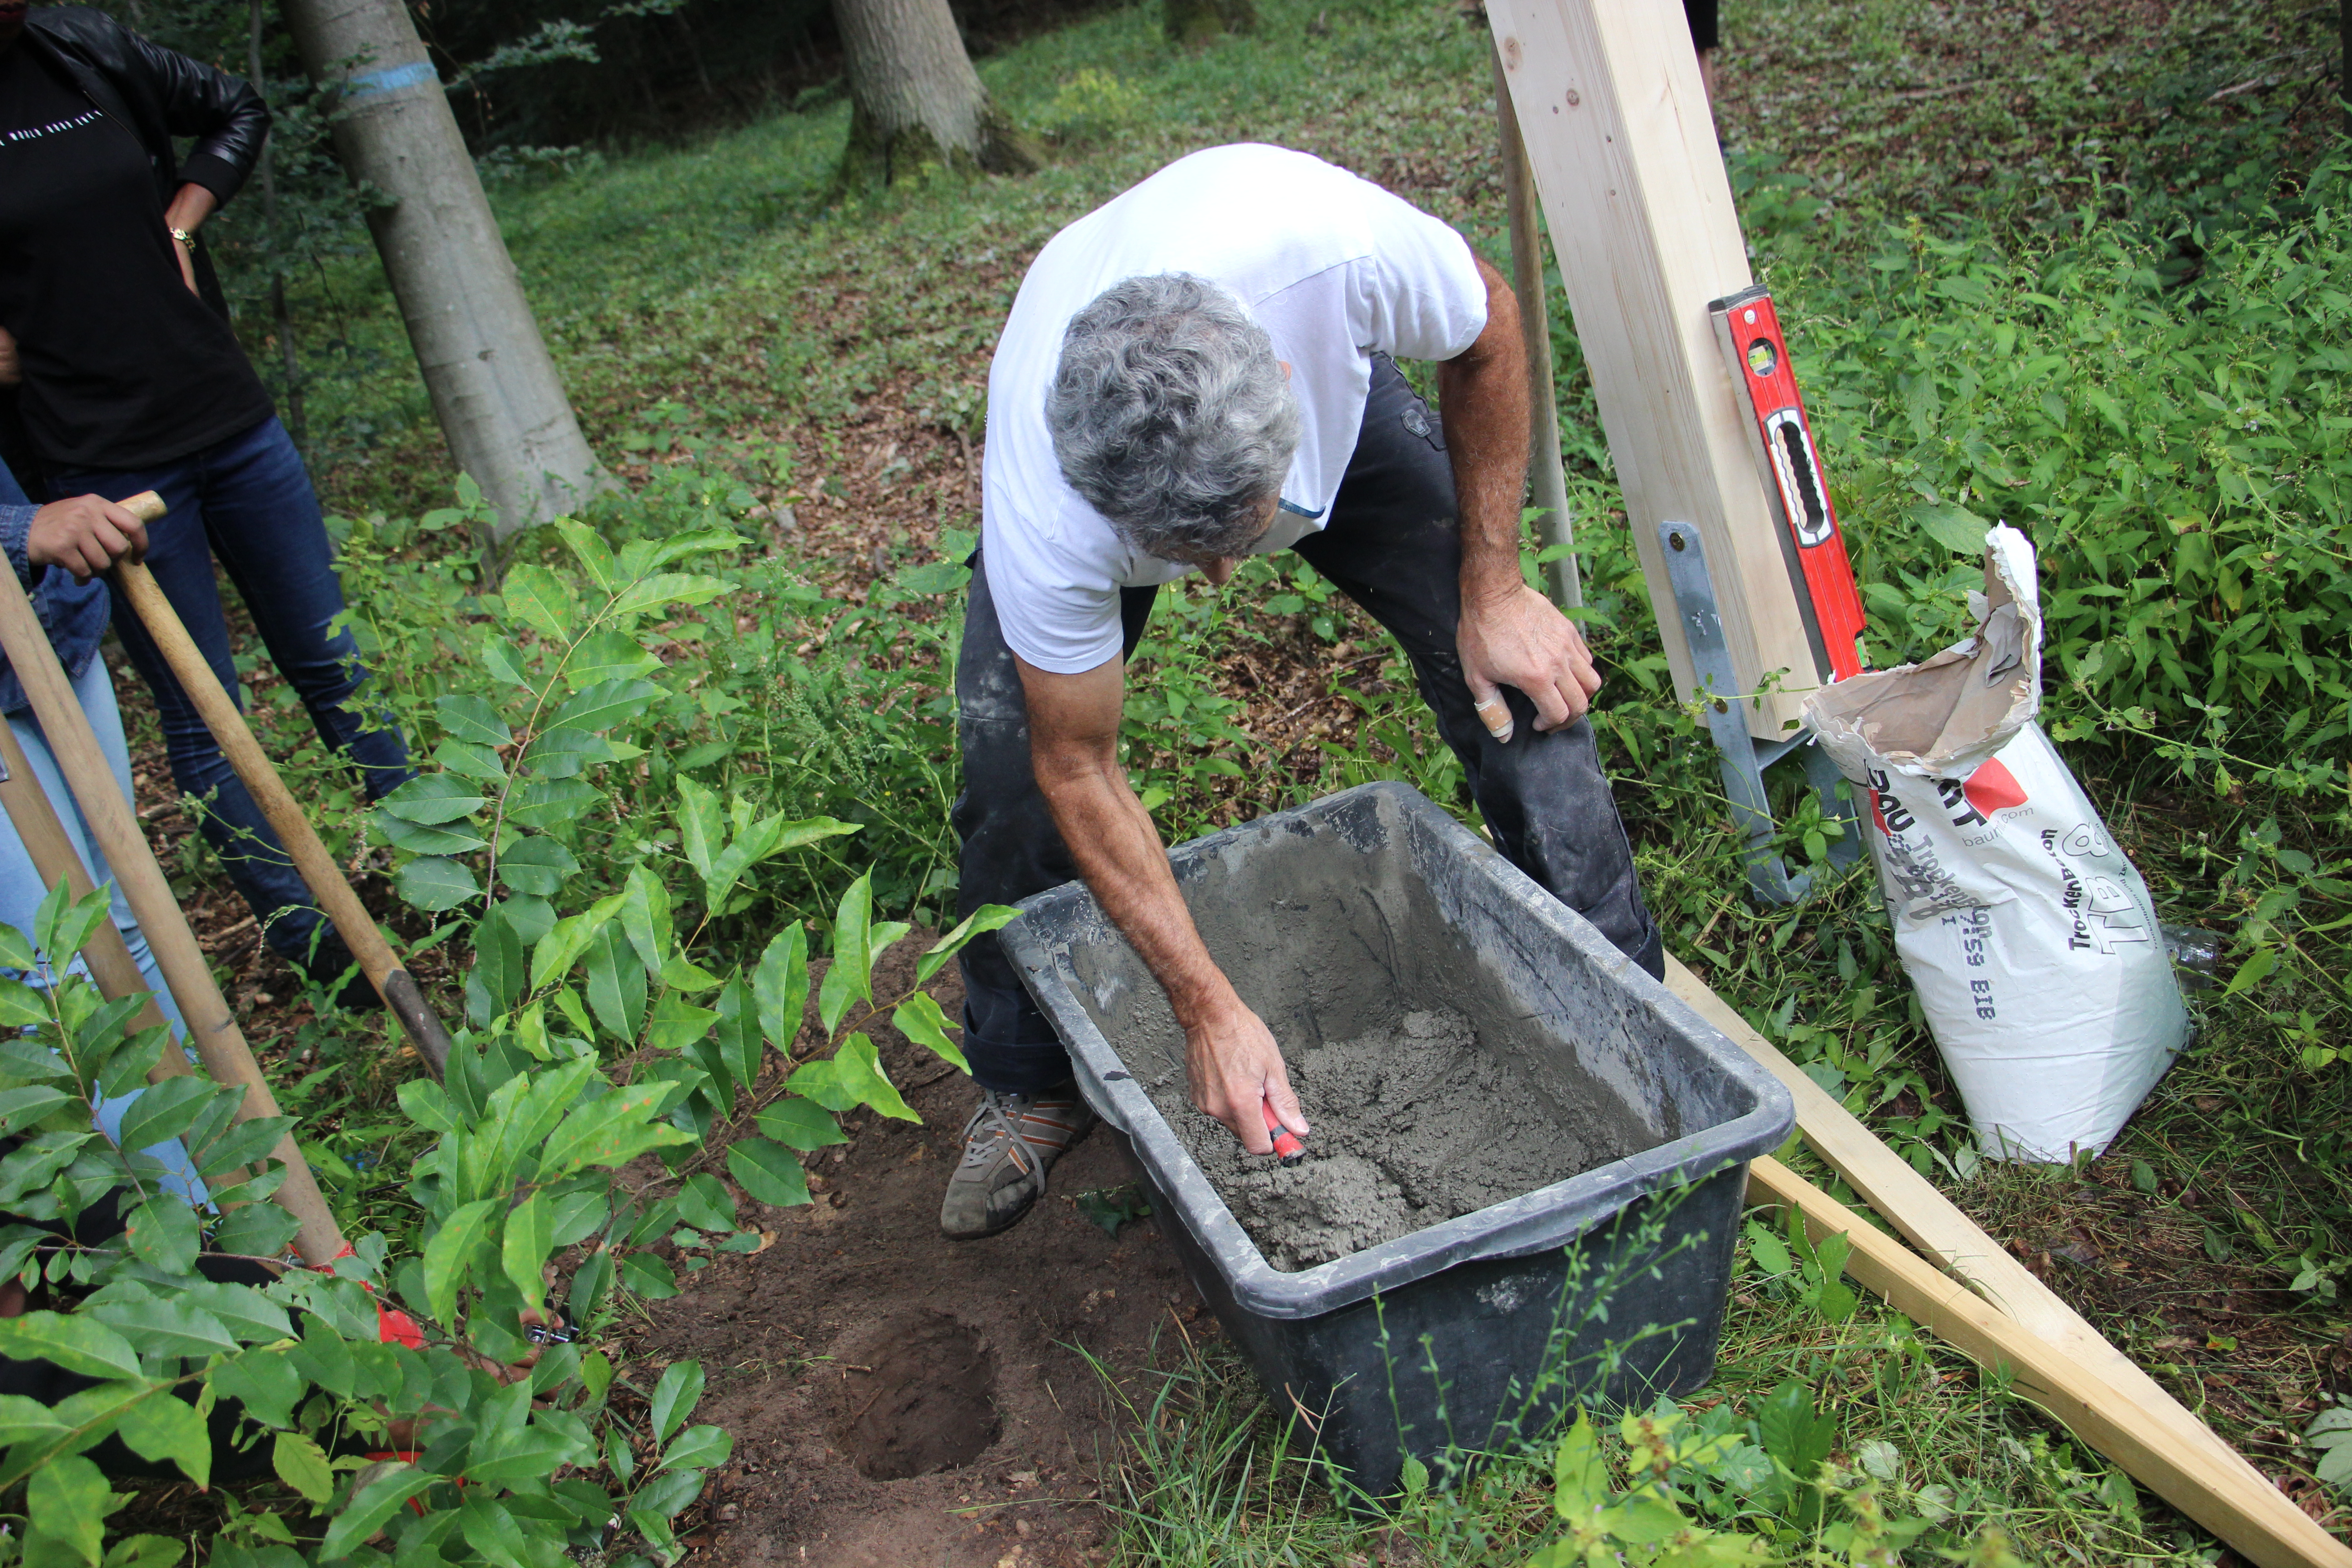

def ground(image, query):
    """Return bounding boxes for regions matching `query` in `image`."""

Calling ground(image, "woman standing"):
[0,1,407,1002]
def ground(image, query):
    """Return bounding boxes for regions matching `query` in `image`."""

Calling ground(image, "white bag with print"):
[1803,526,2189,1162]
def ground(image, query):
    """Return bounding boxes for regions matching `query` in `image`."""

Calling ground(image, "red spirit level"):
[1708,284,1868,682]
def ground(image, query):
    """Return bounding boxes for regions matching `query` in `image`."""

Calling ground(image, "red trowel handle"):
[1263,1099,1307,1166]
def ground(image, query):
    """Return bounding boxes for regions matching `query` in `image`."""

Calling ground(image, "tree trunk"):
[278,0,605,544]
[831,0,1037,194]
[248,0,304,457]
[1164,0,1255,48]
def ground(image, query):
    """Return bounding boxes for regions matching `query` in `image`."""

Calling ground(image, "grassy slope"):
[254,0,2352,1559]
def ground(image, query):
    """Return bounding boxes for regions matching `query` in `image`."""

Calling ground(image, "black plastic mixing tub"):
[1000,782,1795,1497]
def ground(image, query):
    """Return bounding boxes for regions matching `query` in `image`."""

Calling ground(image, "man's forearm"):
[1035,754,1235,1028]
[1437,258,1534,607]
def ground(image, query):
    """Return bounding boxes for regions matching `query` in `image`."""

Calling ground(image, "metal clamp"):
[1657,521,1859,904]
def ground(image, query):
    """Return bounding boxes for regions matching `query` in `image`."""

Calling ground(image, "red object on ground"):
[316,1242,427,1347]
[376,1303,426,1348]
[1261,1099,1306,1166]
[1709,284,1869,682]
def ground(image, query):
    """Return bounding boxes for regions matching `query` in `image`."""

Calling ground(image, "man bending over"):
[943,144,1662,1240]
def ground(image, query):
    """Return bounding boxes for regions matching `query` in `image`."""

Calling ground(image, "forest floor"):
[134,0,2352,1561]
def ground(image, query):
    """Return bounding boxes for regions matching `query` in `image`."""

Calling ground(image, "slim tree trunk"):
[831,0,1037,194]
[248,0,305,456]
[278,0,605,544]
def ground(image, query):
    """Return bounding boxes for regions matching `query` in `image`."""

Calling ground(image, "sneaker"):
[940,1085,1096,1240]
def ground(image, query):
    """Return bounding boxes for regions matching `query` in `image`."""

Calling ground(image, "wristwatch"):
[170,227,196,254]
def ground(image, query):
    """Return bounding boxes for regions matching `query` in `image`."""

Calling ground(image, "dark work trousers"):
[953,356,1664,1094]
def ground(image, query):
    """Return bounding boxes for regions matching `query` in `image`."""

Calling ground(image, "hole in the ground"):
[837,1313,1000,1480]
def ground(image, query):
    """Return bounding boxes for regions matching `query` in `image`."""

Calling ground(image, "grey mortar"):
[1139,1007,1623,1270]
[1056,796,1663,1273]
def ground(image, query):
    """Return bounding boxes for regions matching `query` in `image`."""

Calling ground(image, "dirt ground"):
[612,938,1201,1568]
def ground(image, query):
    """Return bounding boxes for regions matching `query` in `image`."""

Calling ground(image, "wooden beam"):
[1485,0,1820,739]
[1749,1156,2352,1568]
[1676,956,2349,1565]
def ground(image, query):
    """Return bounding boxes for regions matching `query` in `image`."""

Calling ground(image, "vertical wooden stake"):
[1486,0,1823,738]
[1493,49,1581,612]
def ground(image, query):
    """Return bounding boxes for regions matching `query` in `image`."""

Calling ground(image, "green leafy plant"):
[1743,1212,1859,1325]
[2308,1396,2352,1495]
[1519,1390,2007,1568]
[0,883,720,1567]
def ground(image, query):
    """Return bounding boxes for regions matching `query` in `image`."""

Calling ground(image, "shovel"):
[112,491,454,1078]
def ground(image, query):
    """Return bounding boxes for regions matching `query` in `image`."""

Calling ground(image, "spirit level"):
[1708,284,1867,682]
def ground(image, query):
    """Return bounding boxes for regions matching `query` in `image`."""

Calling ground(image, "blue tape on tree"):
[345,60,439,99]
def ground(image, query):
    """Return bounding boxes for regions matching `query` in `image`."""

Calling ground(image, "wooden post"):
[1674,959,2352,1568]
[1492,49,1581,611]
[1485,0,1821,739]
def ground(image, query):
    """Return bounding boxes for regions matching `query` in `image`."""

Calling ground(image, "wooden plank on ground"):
[1485,0,1820,739]
[1749,1157,2352,1568]
[1673,956,2348,1564]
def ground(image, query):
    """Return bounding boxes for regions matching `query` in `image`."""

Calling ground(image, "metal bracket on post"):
[1658,520,1860,904]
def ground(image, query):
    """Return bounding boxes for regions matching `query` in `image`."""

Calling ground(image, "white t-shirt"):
[980,144,1489,675]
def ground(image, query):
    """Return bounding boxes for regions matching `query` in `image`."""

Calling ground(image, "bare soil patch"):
[617,936,1201,1568]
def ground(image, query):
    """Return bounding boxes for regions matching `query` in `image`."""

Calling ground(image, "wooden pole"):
[1748,1156,2352,1568]
[1493,48,1581,612]
[1672,959,2352,1568]
[0,722,188,1076]
[113,494,451,1078]
[0,557,344,1264]
[1486,0,1822,738]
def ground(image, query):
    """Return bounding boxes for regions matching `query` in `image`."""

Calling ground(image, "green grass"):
[203,0,2352,1560]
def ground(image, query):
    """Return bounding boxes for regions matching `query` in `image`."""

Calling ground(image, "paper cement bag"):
[1803,525,2189,1162]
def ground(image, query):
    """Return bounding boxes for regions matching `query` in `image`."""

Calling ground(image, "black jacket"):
[17,5,270,314]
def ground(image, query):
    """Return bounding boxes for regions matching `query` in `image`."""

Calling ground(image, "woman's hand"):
[162,183,218,295]
[28,495,148,581]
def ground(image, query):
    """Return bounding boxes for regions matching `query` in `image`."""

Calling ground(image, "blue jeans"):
[48,418,411,967]
[0,654,206,1203]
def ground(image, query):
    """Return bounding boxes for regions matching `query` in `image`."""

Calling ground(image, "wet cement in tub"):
[1138,1007,1631,1271]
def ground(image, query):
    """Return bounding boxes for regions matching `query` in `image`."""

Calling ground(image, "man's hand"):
[0,324,18,387]
[1460,580,1601,739]
[1437,255,1603,740]
[1019,651,1308,1156]
[1183,993,1308,1156]
[29,495,148,582]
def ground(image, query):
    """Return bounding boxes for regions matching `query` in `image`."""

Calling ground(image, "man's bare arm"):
[1018,651,1305,1154]
[1438,253,1601,735]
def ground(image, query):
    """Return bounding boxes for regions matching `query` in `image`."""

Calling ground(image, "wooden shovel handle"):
[108,493,451,1077]
[0,721,187,1071]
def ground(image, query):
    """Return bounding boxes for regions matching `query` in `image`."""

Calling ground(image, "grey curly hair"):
[1044,273,1302,562]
